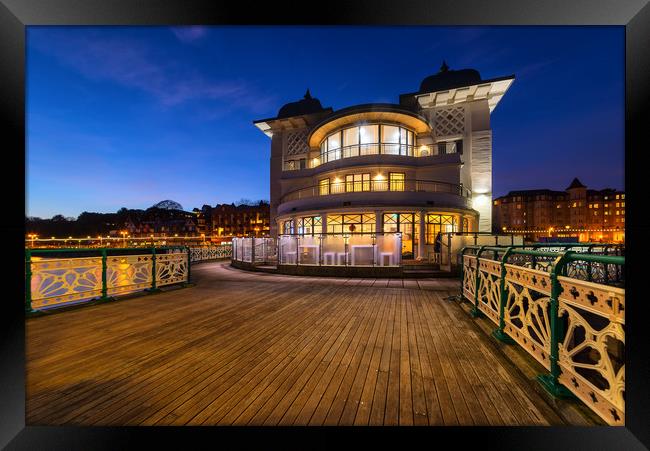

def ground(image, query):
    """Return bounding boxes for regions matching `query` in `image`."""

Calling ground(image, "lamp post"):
[120,231,127,248]
[28,233,37,248]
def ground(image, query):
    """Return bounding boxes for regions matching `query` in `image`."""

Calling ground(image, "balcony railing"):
[280,178,471,204]
[283,142,460,171]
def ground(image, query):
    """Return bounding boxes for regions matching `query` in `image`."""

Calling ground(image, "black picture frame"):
[2,0,648,449]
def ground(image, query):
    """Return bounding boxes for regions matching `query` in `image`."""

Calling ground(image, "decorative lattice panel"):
[435,106,465,137]
[285,130,310,156]
[156,253,188,287]
[190,246,232,263]
[31,257,103,309]
[106,254,153,297]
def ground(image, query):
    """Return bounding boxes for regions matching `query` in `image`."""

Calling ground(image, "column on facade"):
[321,212,328,235]
[291,215,298,234]
[374,210,383,235]
[417,210,426,260]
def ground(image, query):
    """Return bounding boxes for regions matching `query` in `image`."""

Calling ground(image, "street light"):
[120,230,127,247]
[28,233,37,248]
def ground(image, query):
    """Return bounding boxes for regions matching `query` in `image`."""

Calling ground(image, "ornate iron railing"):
[280,178,471,204]
[459,245,625,425]
[25,247,190,313]
[189,245,232,263]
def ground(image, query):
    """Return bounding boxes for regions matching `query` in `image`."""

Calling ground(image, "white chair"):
[283,251,296,264]
[323,252,336,265]
[336,252,348,265]
[379,252,394,266]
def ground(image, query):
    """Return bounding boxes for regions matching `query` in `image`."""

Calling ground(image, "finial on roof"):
[440,60,449,72]
[304,89,312,99]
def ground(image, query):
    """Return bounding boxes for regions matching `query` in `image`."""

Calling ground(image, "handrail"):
[28,246,187,254]
[280,178,472,204]
[25,246,192,313]
[459,247,626,424]
[318,143,420,164]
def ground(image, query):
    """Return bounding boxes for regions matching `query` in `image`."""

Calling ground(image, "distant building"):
[493,178,625,243]
[209,202,270,238]
[123,215,197,237]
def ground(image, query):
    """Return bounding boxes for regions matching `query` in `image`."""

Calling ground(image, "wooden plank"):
[25,262,570,427]
[404,288,429,425]
[383,291,401,426]
[335,288,388,425]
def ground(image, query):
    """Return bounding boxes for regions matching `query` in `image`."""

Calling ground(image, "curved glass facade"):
[319,123,415,163]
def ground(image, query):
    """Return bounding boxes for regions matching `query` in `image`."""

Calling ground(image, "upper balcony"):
[283,104,436,172]
[283,140,461,171]
[277,177,473,216]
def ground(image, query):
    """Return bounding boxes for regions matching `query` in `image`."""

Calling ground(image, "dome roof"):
[277,89,327,119]
[418,61,482,93]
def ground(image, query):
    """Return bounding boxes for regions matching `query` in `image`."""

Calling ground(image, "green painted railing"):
[459,245,625,425]
[25,246,190,313]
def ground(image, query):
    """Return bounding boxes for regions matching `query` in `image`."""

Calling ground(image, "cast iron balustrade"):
[459,244,625,426]
[25,245,233,313]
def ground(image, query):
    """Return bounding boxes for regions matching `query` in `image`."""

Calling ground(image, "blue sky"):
[26,26,624,218]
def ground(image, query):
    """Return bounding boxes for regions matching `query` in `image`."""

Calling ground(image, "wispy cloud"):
[515,59,556,78]
[170,26,208,43]
[29,29,273,114]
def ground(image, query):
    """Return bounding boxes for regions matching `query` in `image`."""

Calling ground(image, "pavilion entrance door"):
[383,213,419,259]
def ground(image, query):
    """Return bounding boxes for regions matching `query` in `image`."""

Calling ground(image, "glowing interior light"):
[374,174,385,181]
[473,195,488,208]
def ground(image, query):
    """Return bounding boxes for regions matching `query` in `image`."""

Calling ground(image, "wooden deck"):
[26,262,565,426]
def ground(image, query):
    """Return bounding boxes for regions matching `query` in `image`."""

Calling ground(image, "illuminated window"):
[572,202,577,208]
[616,211,620,215]
[594,204,599,208]
[616,194,620,199]
[622,202,625,207]
[622,210,625,215]
[331,177,345,194]
[345,173,370,192]
[425,214,457,244]
[298,216,322,235]
[616,202,620,207]
[319,178,330,195]
[556,204,561,208]
[517,204,522,209]
[621,194,625,199]
[389,172,405,191]
[326,214,375,234]
[589,204,592,209]
[320,123,415,162]
[282,219,295,235]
